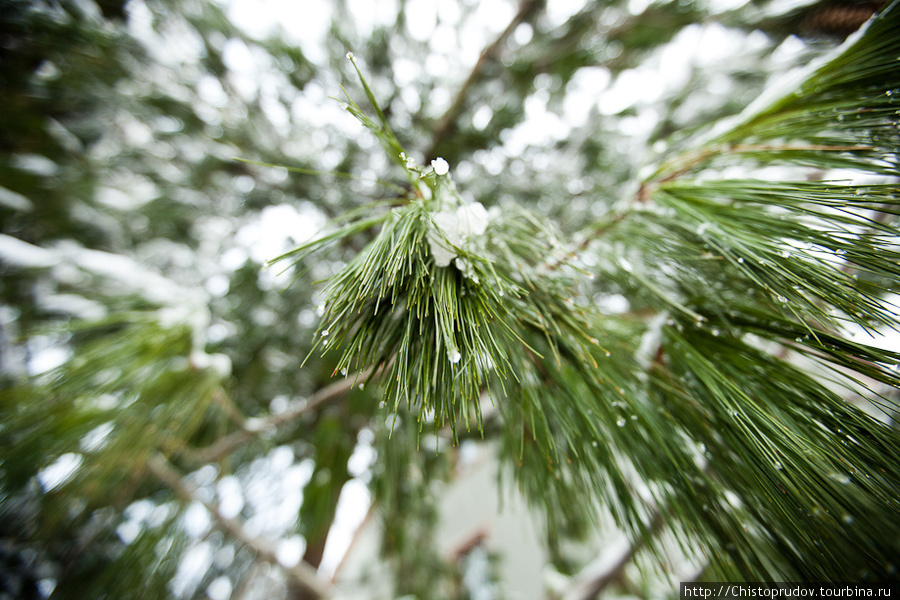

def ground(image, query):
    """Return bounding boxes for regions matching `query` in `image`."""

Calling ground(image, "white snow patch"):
[545,0,588,27]
[182,501,212,538]
[275,536,307,568]
[432,157,450,175]
[0,187,33,212]
[216,475,245,519]
[38,453,84,491]
[171,541,214,598]
[635,312,669,370]
[80,422,114,452]
[427,202,490,267]
[39,293,107,320]
[236,203,324,264]
[0,234,58,268]
[207,577,233,600]
[318,478,372,578]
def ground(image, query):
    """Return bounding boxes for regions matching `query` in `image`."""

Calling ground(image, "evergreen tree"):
[1,0,898,598]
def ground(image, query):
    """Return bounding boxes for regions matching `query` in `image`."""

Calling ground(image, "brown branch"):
[209,386,248,428]
[560,511,664,600]
[425,0,543,159]
[560,459,716,600]
[651,142,876,191]
[729,143,876,153]
[148,453,331,600]
[192,366,378,464]
[539,211,631,272]
[538,139,878,275]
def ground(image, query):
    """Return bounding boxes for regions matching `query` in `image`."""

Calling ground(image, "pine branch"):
[208,386,249,429]
[560,510,664,600]
[425,0,543,160]
[652,0,900,179]
[147,454,331,600]
[277,6,900,584]
[192,366,378,464]
[7,0,900,595]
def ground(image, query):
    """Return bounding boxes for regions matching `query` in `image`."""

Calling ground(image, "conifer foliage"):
[1,0,900,598]
[281,2,900,585]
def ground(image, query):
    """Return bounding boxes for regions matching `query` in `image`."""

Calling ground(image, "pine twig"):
[559,463,702,600]
[560,511,664,600]
[650,143,877,186]
[192,367,377,464]
[148,453,332,600]
[425,0,543,159]
[209,386,248,428]
[539,211,631,272]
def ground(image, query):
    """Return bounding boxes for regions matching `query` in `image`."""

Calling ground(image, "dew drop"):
[775,461,783,470]
[321,329,330,337]
[738,257,744,264]
[842,514,854,525]
[591,441,598,448]
[448,349,462,364]
[616,417,626,427]
[605,351,611,357]
[340,368,348,376]
[358,383,365,390]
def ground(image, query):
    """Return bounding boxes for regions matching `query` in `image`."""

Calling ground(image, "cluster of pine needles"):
[274,5,900,581]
